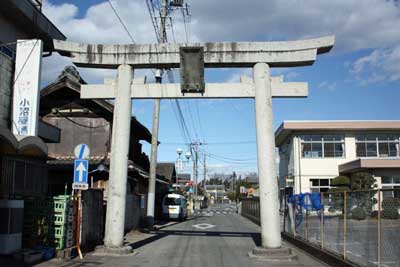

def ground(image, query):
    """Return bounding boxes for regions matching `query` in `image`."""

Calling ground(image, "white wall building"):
[275,121,400,195]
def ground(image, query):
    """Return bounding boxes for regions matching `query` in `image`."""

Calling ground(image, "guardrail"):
[240,189,400,267]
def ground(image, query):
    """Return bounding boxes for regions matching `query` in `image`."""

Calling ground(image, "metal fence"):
[241,189,400,267]
[284,189,400,267]
[240,197,260,225]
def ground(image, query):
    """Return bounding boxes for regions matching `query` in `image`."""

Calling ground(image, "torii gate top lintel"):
[53,35,334,69]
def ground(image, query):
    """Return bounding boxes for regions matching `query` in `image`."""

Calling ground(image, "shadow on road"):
[128,228,261,250]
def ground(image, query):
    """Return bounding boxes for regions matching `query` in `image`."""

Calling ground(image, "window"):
[356,134,399,158]
[301,135,344,158]
[164,197,182,205]
[309,178,331,193]
[381,176,400,199]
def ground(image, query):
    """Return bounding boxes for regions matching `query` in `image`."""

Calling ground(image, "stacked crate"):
[22,196,76,250]
[49,196,76,250]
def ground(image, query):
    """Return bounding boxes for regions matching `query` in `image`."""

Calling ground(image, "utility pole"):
[192,141,199,197]
[203,154,206,191]
[146,0,168,228]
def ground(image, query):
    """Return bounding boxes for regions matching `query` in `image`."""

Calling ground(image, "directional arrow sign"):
[73,159,88,190]
[76,161,87,182]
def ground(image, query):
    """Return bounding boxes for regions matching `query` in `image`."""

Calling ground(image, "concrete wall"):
[0,52,14,128]
[125,194,145,232]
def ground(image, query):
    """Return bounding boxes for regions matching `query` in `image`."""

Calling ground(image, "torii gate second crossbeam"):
[53,36,335,256]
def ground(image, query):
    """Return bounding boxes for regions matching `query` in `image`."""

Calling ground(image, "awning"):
[339,158,400,174]
[0,126,47,158]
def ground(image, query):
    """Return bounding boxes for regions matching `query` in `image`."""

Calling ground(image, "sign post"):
[72,144,90,259]
[73,143,90,190]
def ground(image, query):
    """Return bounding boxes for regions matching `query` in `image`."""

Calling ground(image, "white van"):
[162,194,188,220]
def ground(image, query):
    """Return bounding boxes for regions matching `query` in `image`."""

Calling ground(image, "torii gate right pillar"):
[254,63,281,248]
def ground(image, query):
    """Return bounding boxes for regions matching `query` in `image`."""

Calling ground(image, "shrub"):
[382,197,400,210]
[382,207,399,220]
[351,207,366,220]
[330,176,350,187]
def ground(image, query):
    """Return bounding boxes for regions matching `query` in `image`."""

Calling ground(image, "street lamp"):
[175,149,191,174]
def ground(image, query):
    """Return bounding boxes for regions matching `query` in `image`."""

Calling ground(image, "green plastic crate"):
[51,237,65,250]
[51,201,72,213]
[52,214,66,225]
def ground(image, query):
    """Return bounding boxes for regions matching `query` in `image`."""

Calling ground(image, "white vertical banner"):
[175,158,183,172]
[12,39,43,136]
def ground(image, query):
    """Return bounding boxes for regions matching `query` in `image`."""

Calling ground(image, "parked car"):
[162,194,188,221]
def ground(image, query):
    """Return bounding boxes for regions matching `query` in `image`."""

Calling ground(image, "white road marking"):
[192,223,216,230]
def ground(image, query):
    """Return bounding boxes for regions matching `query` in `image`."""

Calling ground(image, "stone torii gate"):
[53,36,334,255]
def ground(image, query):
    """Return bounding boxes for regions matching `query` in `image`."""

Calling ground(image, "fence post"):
[320,192,324,249]
[377,189,381,267]
[343,191,347,261]
[305,209,308,241]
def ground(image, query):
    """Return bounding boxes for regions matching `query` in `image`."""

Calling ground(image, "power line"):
[195,101,205,142]
[145,0,161,42]
[207,141,256,145]
[181,7,189,43]
[204,155,257,165]
[161,140,256,145]
[202,152,257,162]
[107,0,136,43]
[53,113,110,129]
[185,101,199,140]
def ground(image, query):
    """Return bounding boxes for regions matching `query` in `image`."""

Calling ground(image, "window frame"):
[309,178,332,193]
[300,134,345,159]
[355,134,400,158]
[381,175,400,199]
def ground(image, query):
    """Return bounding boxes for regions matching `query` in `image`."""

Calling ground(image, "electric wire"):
[203,152,257,162]
[107,0,136,43]
[146,0,194,147]
[145,0,161,42]
[52,112,109,129]
[181,8,189,43]
[185,101,199,140]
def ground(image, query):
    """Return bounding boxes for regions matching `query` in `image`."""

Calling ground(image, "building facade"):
[276,121,400,194]
[0,0,65,198]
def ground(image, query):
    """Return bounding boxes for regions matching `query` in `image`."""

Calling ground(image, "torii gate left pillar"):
[104,64,133,248]
[52,36,334,255]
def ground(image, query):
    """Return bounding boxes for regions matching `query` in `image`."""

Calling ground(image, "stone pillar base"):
[94,245,135,256]
[248,246,297,263]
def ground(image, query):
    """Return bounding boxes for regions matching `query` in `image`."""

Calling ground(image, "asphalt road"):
[38,204,328,267]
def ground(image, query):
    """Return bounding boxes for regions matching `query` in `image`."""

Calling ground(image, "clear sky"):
[41,0,400,177]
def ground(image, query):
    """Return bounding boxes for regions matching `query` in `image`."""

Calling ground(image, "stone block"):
[249,246,298,263]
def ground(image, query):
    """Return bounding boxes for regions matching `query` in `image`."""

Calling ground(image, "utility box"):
[180,46,205,94]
